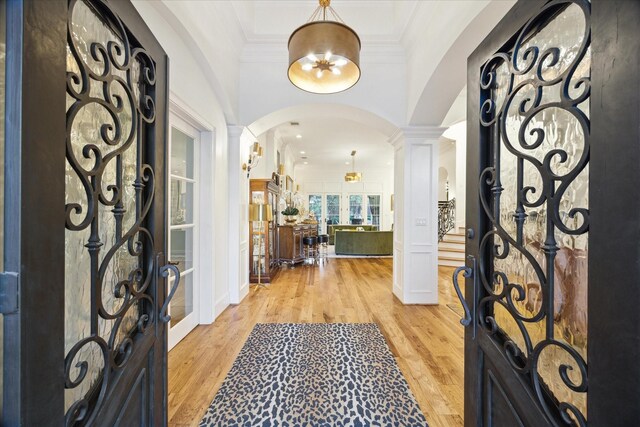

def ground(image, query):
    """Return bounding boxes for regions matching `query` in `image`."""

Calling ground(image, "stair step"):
[442,235,465,244]
[438,258,465,268]
[438,254,465,262]
[438,242,464,251]
[438,247,465,254]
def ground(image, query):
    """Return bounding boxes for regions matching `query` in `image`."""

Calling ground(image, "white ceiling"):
[231,1,420,45]
[274,117,393,169]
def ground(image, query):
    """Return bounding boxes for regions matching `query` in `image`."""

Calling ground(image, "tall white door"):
[167,118,200,349]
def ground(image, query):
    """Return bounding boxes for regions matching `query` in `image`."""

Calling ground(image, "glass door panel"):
[326,194,340,226]
[349,195,363,224]
[309,194,322,231]
[367,195,381,228]
[168,124,199,349]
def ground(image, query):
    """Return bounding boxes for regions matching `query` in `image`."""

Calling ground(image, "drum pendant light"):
[288,0,361,94]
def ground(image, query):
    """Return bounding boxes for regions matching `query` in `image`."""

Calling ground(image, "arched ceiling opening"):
[407,1,515,126]
[247,103,398,170]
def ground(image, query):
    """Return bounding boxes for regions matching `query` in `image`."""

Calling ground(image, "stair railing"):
[438,198,456,241]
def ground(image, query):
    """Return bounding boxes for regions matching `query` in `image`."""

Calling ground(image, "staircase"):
[438,227,466,268]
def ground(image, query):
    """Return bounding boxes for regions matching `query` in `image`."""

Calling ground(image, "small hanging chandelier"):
[344,150,362,183]
[288,0,361,94]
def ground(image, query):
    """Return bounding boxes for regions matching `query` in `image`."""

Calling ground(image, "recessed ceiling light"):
[296,134,302,139]
[304,161,308,165]
[300,151,305,154]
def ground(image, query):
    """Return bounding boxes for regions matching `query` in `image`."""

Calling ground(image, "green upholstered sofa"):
[327,224,377,245]
[334,231,393,256]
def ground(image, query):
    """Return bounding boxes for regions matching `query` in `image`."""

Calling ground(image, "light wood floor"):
[168,260,464,427]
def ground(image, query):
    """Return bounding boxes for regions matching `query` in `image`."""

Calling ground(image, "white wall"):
[295,165,394,231]
[134,2,231,324]
[443,122,467,228]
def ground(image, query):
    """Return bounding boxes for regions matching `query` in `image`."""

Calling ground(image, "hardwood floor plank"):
[168,260,464,427]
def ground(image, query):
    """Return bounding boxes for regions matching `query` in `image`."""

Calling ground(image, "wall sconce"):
[242,142,263,178]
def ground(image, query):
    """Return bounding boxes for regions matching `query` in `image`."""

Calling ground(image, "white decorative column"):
[227,125,248,304]
[390,126,445,304]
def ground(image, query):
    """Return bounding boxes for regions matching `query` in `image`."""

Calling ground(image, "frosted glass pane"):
[64,0,148,415]
[487,3,589,421]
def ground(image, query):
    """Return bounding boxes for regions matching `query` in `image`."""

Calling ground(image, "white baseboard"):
[392,285,403,301]
[214,293,230,321]
[403,290,438,305]
[237,282,249,303]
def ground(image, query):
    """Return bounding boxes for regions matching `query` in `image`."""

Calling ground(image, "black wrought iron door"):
[458,0,640,425]
[1,0,173,425]
[63,0,175,425]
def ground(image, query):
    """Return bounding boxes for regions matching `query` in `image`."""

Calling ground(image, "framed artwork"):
[286,175,294,192]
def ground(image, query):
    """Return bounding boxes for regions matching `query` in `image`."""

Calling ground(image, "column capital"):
[388,126,447,147]
[227,125,246,140]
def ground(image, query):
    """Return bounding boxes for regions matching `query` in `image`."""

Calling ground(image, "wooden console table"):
[277,224,318,265]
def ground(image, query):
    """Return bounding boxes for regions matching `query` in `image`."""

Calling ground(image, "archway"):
[228,104,401,303]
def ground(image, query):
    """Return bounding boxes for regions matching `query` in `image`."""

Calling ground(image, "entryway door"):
[0,0,175,425]
[457,0,640,425]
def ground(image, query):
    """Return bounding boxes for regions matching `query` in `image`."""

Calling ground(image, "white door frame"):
[167,98,215,350]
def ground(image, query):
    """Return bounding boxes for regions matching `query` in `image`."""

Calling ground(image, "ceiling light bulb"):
[334,58,348,67]
[324,51,332,61]
[316,70,323,78]
[301,63,313,71]
[300,151,306,154]
[307,53,318,62]
[332,68,341,75]
[304,161,308,164]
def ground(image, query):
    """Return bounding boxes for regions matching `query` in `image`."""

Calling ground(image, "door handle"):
[452,255,478,338]
[158,263,181,324]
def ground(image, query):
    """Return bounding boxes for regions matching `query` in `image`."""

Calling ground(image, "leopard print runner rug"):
[200,323,428,426]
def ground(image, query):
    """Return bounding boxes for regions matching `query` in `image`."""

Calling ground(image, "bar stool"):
[302,235,318,265]
[317,234,329,263]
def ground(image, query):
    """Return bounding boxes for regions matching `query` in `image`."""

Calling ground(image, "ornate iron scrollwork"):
[478,0,590,425]
[64,0,158,424]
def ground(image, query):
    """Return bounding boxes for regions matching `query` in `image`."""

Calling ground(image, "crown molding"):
[389,126,448,147]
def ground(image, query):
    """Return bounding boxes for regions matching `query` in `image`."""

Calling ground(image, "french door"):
[1,0,173,425]
[167,120,200,349]
[309,193,340,233]
[459,0,640,425]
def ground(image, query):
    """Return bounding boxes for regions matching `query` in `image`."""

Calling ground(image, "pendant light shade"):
[344,150,362,182]
[288,1,361,94]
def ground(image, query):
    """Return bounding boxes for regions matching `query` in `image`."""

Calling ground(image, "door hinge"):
[0,272,19,314]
